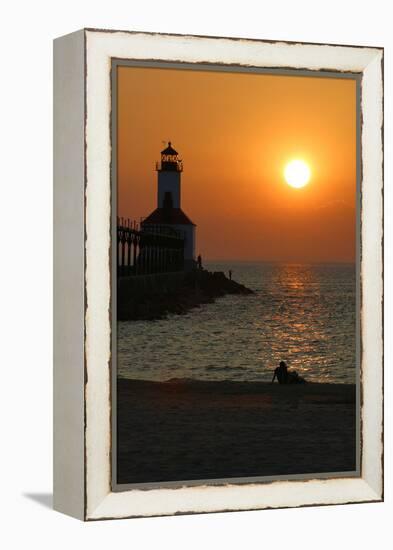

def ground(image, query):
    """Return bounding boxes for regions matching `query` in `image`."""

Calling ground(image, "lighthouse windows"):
[162,154,177,163]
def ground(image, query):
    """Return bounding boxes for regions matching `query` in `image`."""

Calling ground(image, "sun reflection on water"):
[118,262,356,384]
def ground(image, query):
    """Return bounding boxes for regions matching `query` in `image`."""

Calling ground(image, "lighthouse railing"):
[117,218,185,277]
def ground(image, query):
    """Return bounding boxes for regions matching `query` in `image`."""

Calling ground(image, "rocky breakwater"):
[118,269,253,321]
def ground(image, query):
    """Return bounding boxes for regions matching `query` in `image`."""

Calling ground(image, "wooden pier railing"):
[117,218,185,276]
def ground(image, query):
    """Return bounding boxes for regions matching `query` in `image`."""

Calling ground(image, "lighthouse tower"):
[142,142,196,270]
[157,142,182,208]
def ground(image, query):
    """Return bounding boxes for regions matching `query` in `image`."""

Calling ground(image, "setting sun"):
[284,160,311,189]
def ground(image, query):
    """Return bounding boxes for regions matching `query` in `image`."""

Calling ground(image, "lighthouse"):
[142,142,196,270]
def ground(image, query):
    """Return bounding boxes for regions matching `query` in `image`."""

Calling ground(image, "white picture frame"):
[53,28,383,521]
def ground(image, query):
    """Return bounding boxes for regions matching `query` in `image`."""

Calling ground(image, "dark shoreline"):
[116,378,356,485]
[117,269,253,321]
[117,377,356,397]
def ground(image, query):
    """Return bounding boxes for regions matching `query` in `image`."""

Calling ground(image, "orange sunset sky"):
[117,66,357,262]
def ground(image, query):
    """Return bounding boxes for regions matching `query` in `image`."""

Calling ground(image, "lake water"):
[117,262,357,384]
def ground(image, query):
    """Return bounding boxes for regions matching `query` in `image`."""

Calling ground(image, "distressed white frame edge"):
[79,30,382,520]
[53,29,86,520]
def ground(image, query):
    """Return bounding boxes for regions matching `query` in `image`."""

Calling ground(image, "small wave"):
[205,365,249,372]
[163,377,197,384]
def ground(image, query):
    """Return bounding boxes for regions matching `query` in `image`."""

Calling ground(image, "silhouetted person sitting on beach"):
[287,370,306,384]
[271,361,307,384]
[271,361,288,384]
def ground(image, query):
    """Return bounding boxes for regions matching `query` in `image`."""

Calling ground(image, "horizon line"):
[202,259,356,265]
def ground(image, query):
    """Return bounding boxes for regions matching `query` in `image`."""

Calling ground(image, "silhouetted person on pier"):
[228,269,233,280]
[197,254,203,269]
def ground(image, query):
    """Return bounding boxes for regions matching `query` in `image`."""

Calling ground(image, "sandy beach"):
[117,378,356,484]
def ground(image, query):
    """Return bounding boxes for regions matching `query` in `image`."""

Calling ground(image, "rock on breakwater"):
[117,269,253,321]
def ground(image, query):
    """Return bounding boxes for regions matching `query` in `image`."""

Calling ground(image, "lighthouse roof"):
[161,141,178,155]
[142,207,195,226]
